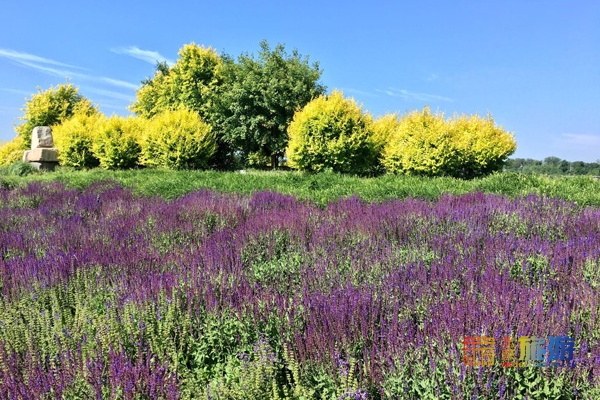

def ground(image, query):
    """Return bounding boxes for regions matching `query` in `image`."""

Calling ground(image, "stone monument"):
[23,126,59,170]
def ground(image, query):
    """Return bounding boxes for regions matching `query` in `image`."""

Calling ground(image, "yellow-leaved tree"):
[1,83,95,166]
[131,44,223,119]
[16,83,93,148]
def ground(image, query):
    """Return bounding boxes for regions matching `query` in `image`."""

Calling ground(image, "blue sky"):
[1,1,598,161]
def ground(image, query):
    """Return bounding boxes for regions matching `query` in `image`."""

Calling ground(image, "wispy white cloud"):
[15,60,139,91]
[98,103,133,113]
[0,48,86,70]
[0,105,20,113]
[379,88,452,102]
[112,46,175,66]
[0,50,139,118]
[98,78,139,91]
[14,60,75,78]
[0,49,139,95]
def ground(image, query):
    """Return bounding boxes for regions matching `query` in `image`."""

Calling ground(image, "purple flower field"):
[1,181,599,399]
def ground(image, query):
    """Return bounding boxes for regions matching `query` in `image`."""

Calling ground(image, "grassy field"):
[2,167,600,206]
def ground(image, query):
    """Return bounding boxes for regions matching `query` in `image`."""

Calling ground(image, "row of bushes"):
[52,93,516,177]
[287,91,517,178]
[52,107,216,170]
[0,83,217,171]
[1,85,516,178]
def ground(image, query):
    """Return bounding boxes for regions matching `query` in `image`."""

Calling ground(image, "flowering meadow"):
[1,180,600,399]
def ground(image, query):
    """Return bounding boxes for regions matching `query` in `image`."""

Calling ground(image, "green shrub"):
[382,107,516,178]
[140,108,217,170]
[286,91,378,175]
[0,136,27,166]
[92,116,141,169]
[53,106,104,169]
[203,338,282,400]
[5,161,37,176]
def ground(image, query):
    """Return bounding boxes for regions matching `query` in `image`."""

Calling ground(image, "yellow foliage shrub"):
[450,113,517,177]
[286,91,378,175]
[383,107,516,178]
[92,116,141,169]
[371,113,401,173]
[15,84,94,148]
[53,108,105,169]
[139,108,216,170]
[0,136,27,166]
[372,113,400,154]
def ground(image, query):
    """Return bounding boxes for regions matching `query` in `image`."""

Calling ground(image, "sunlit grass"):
[3,168,600,206]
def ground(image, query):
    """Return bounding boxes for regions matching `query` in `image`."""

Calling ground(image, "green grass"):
[3,167,600,206]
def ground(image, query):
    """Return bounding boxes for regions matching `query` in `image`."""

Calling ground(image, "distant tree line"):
[505,156,600,176]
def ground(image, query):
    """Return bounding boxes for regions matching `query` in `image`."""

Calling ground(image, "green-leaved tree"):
[213,40,326,168]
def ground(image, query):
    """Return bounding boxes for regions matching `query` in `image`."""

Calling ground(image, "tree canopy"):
[15,83,94,148]
[213,40,326,167]
[131,44,223,120]
[132,40,325,169]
